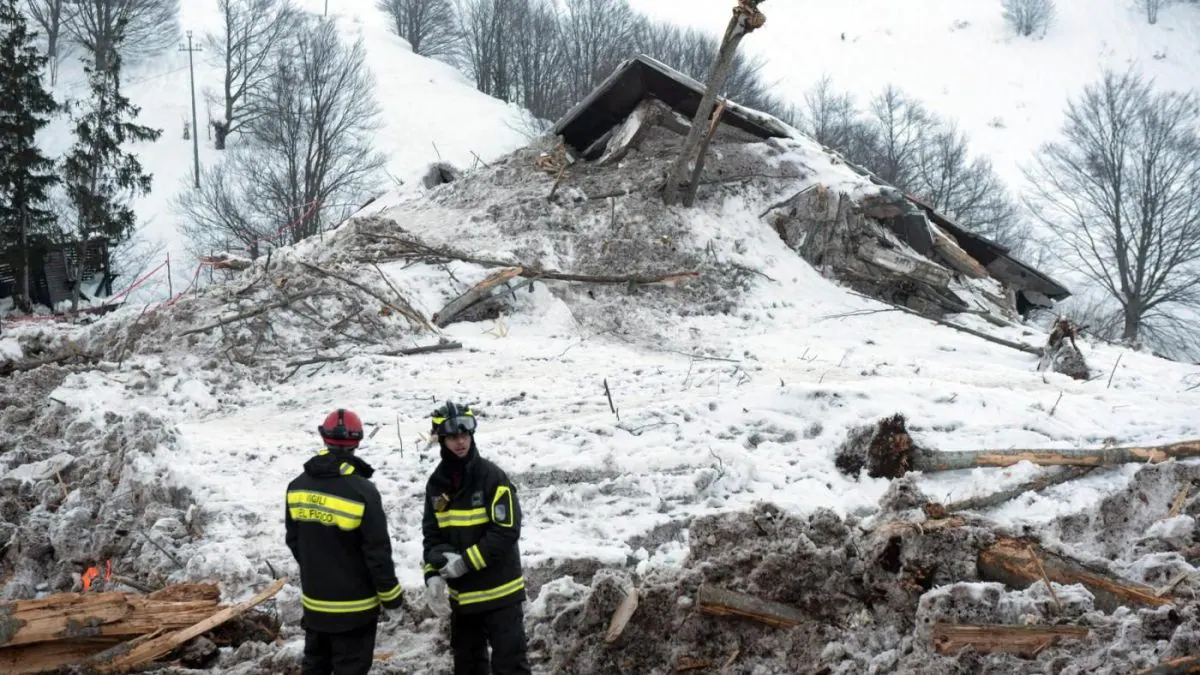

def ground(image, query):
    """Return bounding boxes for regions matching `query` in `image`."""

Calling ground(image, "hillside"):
[629,0,1200,189]
[5,83,1200,671]
[35,0,530,299]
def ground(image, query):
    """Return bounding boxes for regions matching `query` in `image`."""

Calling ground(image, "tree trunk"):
[930,623,1090,657]
[212,121,228,150]
[662,1,767,205]
[1139,656,1200,674]
[1122,301,1143,343]
[978,536,1173,612]
[696,583,808,628]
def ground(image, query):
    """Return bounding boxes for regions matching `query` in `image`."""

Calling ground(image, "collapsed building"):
[550,55,1069,322]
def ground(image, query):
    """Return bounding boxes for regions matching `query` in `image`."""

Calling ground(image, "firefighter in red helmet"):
[285,409,404,675]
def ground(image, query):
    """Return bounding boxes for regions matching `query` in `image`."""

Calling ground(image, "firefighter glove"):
[425,576,451,618]
[439,551,468,580]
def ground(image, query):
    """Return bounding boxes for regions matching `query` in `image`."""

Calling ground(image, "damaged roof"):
[551,54,791,155]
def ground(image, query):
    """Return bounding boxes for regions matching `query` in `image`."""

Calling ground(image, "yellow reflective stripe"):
[434,508,489,528]
[377,583,403,602]
[302,594,379,613]
[466,544,486,570]
[492,485,514,527]
[449,577,524,605]
[423,563,437,574]
[288,506,361,530]
[287,490,366,517]
[340,462,355,476]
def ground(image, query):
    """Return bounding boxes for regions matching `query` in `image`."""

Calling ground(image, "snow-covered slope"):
[6,112,1200,671]
[37,0,529,295]
[629,0,1200,188]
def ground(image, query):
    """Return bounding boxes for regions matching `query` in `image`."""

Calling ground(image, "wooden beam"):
[696,583,807,628]
[90,577,286,673]
[979,537,1172,612]
[930,623,1089,657]
[1138,657,1200,674]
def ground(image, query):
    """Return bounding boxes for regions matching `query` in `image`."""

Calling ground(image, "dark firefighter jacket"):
[422,442,525,615]
[285,449,403,632]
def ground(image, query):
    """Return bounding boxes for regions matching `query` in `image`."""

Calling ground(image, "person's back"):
[286,409,403,675]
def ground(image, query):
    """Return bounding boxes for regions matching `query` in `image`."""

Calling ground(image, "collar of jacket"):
[432,440,480,485]
[304,449,375,479]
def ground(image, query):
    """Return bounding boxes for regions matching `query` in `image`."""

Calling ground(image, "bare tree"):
[204,0,301,150]
[1138,0,1167,24]
[22,0,75,83]
[1001,0,1055,37]
[65,0,180,70]
[912,123,1027,251]
[795,75,860,150]
[176,17,386,254]
[860,85,933,189]
[632,18,785,119]
[558,0,637,105]
[1024,70,1200,355]
[454,0,521,100]
[507,0,565,121]
[377,0,457,59]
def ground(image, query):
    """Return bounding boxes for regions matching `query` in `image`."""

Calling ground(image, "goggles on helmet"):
[437,415,477,435]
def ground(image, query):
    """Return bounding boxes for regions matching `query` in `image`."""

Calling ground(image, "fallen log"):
[929,467,1097,514]
[846,413,1200,478]
[90,577,287,673]
[696,583,806,629]
[433,267,524,327]
[0,589,220,648]
[979,537,1173,612]
[930,623,1089,657]
[1138,656,1200,674]
[284,340,463,368]
[432,266,700,327]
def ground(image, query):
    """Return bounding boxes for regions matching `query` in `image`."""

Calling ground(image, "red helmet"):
[318,409,364,447]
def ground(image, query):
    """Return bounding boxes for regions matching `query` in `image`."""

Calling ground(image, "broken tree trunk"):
[90,577,286,673]
[930,623,1090,657]
[979,537,1173,612]
[848,413,1200,478]
[696,583,807,628]
[2,638,128,675]
[662,0,767,205]
[431,265,701,327]
[179,290,322,336]
[681,98,728,207]
[0,589,220,648]
[433,267,524,327]
[928,467,1097,515]
[1138,657,1200,674]
[917,439,1200,473]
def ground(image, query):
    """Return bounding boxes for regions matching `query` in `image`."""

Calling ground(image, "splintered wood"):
[931,623,1090,657]
[0,578,285,675]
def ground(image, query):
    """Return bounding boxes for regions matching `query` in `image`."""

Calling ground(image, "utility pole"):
[179,31,202,188]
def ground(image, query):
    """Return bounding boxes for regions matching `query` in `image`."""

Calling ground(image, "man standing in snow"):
[286,408,405,675]
[422,401,531,675]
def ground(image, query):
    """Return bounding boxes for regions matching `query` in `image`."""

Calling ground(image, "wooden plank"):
[931,623,1089,657]
[696,583,807,628]
[1138,656,1200,674]
[91,577,286,673]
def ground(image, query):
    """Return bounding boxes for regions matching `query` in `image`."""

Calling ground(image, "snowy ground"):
[10,140,1200,670]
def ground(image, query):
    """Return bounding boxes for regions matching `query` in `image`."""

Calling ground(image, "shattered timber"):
[4,4,1200,673]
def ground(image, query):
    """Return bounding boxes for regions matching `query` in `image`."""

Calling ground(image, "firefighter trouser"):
[450,602,531,675]
[301,621,378,675]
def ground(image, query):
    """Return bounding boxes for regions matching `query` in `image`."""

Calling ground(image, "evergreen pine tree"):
[60,35,162,306]
[0,0,60,312]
